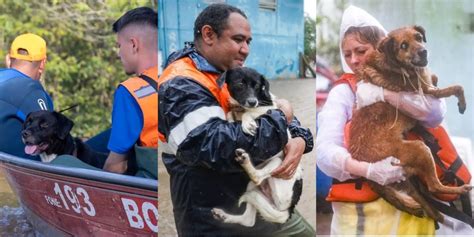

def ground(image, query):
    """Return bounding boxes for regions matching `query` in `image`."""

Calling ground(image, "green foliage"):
[0,0,155,138]
[304,15,316,63]
[316,0,347,74]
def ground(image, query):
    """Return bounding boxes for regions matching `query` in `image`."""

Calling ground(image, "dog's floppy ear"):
[377,36,395,55]
[260,75,272,101]
[23,112,33,129]
[54,111,74,140]
[413,25,426,42]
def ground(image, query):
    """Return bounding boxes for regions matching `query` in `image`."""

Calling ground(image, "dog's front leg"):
[235,149,282,185]
[241,112,258,136]
[211,203,257,227]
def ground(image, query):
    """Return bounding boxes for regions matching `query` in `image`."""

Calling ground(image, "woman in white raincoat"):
[316,5,472,235]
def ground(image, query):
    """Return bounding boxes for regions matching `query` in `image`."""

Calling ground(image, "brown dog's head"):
[378,25,428,68]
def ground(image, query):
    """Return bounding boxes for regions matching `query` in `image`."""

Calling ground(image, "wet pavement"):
[158,78,317,236]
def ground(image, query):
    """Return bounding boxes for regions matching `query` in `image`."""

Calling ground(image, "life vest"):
[157,56,230,142]
[326,73,471,203]
[121,66,158,148]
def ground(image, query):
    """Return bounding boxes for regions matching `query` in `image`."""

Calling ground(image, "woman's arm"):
[383,89,446,127]
[317,84,405,185]
[356,82,446,127]
[316,84,358,181]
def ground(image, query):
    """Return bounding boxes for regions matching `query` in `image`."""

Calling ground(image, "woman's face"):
[342,33,375,73]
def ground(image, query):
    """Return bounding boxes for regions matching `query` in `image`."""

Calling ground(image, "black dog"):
[223,67,275,135]
[211,67,303,226]
[22,110,105,169]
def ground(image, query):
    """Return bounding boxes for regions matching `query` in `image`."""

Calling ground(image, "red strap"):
[334,73,358,93]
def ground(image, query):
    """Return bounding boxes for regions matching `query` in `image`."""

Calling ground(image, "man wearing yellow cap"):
[0,33,53,160]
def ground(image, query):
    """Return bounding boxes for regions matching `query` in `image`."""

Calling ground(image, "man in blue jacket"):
[159,3,314,236]
[0,33,53,160]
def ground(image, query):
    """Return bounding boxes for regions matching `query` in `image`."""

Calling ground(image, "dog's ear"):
[413,25,427,42]
[260,75,272,101]
[54,112,74,140]
[23,112,33,129]
[377,36,395,56]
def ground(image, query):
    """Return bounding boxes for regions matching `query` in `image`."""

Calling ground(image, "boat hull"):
[0,152,158,236]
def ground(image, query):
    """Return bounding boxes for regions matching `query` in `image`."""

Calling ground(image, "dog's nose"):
[418,49,427,58]
[247,98,258,107]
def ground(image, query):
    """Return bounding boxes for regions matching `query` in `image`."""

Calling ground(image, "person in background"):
[159,3,314,236]
[317,5,473,235]
[103,7,158,179]
[0,33,53,160]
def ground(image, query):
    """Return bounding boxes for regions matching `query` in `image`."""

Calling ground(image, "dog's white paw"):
[235,148,250,164]
[242,120,258,136]
[211,208,228,222]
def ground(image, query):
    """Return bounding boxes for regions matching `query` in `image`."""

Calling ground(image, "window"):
[259,0,277,11]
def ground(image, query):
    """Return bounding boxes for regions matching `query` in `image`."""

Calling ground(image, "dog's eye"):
[400,42,409,50]
[415,34,423,42]
[40,123,49,128]
[261,85,266,91]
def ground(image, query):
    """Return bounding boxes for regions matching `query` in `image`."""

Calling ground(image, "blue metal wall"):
[158,0,304,79]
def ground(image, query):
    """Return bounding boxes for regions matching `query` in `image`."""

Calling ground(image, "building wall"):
[158,0,304,79]
[350,0,474,142]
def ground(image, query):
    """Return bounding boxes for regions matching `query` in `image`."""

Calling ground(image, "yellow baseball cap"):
[10,33,47,61]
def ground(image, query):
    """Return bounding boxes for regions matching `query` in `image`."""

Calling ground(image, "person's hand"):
[272,137,305,179]
[365,156,406,185]
[103,152,128,174]
[275,99,294,123]
[356,82,384,109]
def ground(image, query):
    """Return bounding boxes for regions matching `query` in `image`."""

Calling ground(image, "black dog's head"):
[378,25,428,68]
[222,67,273,108]
[21,111,74,156]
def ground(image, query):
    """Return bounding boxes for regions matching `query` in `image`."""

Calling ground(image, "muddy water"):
[0,168,40,236]
[158,78,317,236]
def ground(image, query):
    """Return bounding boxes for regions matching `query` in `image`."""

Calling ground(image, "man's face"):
[208,13,252,71]
[116,30,137,75]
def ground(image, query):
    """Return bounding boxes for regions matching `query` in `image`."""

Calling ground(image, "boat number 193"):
[52,183,96,216]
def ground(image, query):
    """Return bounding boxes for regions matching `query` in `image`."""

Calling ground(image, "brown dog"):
[349,25,471,223]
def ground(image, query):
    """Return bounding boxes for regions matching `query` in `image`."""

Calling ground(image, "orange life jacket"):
[326,73,471,202]
[157,57,230,142]
[121,66,158,148]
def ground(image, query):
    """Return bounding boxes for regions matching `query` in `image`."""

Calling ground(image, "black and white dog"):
[21,110,105,168]
[211,67,303,227]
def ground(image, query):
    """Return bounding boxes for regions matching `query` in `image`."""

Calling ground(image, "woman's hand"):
[344,155,406,185]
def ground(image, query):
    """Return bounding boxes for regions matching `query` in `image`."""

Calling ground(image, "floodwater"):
[158,78,317,236]
[0,168,40,236]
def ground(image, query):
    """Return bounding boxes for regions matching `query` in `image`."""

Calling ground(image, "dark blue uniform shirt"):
[0,68,54,160]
